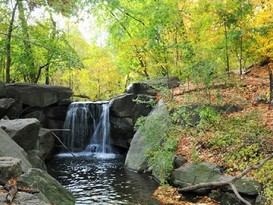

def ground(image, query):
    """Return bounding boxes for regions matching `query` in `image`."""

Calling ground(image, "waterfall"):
[62,101,112,153]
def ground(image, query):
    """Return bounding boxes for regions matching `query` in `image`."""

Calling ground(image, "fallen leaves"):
[153,186,219,205]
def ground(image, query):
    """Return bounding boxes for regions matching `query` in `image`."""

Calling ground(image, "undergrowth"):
[177,105,273,203]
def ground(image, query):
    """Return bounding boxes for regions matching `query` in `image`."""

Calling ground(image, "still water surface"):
[47,152,161,205]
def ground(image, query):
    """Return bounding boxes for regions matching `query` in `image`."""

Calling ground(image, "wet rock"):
[0,128,32,172]
[36,128,55,161]
[19,168,75,205]
[0,118,40,152]
[0,157,21,181]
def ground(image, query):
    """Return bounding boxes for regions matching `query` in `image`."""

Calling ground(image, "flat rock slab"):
[0,157,21,181]
[0,128,32,172]
[1,83,72,107]
[0,191,51,205]
[0,118,40,152]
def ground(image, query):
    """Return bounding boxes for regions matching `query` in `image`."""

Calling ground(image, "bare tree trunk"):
[268,63,273,109]
[6,2,18,83]
[224,20,230,76]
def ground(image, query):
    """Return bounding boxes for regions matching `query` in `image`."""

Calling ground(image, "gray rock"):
[0,157,21,181]
[27,150,47,171]
[226,178,262,196]
[0,98,15,119]
[125,100,169,172]
[2,83,73,107]
[12,192,51,205]
[172,155,187,169]
[0,128,32,172]
[171,162,222,193]
[36,128,55,160]
[0,118,40,152]
[110,117,134,149]
[125,82,156,95]
[19,168,75,205]
[110,94,136,118]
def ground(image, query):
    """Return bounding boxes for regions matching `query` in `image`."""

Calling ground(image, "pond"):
[47,152,161,205]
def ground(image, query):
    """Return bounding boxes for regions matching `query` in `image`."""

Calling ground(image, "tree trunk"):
[224,20,230,76]
[5,2,18,83]
[17,0,36,82]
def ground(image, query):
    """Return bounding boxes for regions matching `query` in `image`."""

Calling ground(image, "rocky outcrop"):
[125,100,169,172]
[0,83,72,129]
[0,128,32,172]
[0,83,72,107]
[0,118,40,152]
[109,93,155,149]
[19,168,75,205]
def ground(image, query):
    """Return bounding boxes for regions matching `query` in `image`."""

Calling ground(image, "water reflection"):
[47,153,161,205]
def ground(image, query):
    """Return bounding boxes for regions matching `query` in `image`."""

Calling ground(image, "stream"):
[47,152,161,205]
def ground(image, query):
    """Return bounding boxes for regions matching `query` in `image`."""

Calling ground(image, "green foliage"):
[179,106,273,202]
[135,102,180,184]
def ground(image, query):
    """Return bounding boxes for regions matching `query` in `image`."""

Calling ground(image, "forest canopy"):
[0,0,272,100]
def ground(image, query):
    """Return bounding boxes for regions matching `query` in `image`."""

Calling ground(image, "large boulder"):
[0,118,40,152]
[171,162,223,193]
[19,168,75,205]
[0,83,72,107]
[0,128,32,172]
[125,100,169,172]
[36,128,55,160]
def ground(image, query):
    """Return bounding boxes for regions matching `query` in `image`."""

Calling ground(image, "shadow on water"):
[47,152,161,205]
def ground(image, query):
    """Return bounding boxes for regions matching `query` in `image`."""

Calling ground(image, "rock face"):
[0,157,22,181]
[19,168,75,205]
[36,128,55,160]
[0,128,32,172]
[0,118,40,152]
[0,83,72,107]
[27,150,47,171]
[109,93,155,149]
[0,83,72,129]
[125,100,169,172]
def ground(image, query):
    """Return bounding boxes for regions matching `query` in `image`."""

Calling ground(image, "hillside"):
[153,63,273,205]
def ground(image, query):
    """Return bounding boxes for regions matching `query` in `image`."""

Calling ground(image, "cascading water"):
[49,101,161,205]
[62,101,112,153]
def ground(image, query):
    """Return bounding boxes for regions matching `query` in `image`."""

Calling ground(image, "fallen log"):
[178,153,273,205]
